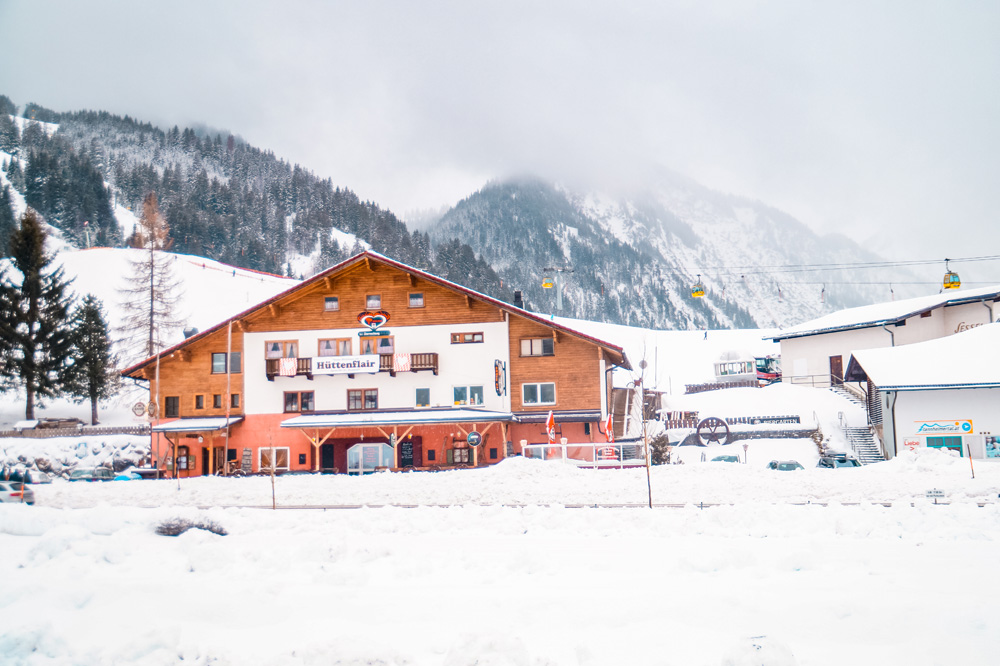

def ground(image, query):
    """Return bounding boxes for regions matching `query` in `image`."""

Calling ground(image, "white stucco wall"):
[888,388,1000,460]
[780,302,998,383]
[243,321,511,414]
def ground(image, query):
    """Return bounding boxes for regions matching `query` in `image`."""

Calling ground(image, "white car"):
[0,481,35,505]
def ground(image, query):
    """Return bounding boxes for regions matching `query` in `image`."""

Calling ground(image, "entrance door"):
[202,448,210,476]
[320,443,336,472]
[829,355,844,385]
[347,442,388,474]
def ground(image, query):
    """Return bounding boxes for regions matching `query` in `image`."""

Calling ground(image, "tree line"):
[0,95,505,300]
[0,209,117,423]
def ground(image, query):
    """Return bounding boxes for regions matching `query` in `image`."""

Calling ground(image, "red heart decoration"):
[358,310,391,331]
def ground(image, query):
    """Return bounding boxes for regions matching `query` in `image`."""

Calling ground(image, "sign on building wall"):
[914,420,973,434]
[312,355,380,375]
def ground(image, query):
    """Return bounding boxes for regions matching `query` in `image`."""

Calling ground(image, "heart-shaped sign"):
[358,310,391,331]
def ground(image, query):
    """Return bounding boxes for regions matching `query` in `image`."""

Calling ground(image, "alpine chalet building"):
[122,251,631,476]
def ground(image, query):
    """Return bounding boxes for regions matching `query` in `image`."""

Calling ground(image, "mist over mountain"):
[424,174,918,329]
[2,94,918,331]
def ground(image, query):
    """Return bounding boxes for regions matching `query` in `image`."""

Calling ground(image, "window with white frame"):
[259,447,290,472]
[522,382,556,405]
[520,338,554,357]
[453,385,484,406]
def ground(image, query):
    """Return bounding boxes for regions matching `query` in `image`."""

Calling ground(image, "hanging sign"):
[312,354,380,375]
[467,431,483,447]
[494,360,507,397]
[358,310,390,331]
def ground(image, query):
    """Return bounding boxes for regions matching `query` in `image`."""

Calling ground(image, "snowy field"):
[2,445,999,666]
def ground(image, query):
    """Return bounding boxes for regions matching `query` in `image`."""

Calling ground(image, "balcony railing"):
[379,352,439,376]
[266,353,439,380]
[265,357,313,381]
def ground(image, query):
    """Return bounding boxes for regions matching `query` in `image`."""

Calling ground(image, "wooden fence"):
[0,424,151,439]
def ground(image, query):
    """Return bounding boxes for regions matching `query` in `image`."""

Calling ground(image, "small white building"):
[845,323,1000,460]
[769,285,1000,387]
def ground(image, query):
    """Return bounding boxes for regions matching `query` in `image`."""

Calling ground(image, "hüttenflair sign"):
[312,354,380,375]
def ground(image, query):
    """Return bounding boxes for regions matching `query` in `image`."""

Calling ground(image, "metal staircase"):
[828,383,885,465]
[844,426,885,465]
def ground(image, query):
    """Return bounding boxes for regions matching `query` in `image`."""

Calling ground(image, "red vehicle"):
[755,355,782,385]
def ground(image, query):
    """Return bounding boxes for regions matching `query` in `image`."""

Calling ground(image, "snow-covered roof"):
[847,322,1000,390]
[122,251,631,377]
[769,284,1000,341]
[152,417,244,432]
[281,408,514,429]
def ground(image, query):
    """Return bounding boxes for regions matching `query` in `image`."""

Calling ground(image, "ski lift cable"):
[677,253,1000,275]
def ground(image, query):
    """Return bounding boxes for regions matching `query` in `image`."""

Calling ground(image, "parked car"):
[711,455,740,463]
[817,455,862,468]
[68,467,115,482]
[766,460,804,471]
[0,481,35,505]
[25,470,53,484]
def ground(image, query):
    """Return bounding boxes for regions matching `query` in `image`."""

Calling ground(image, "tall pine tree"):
[117,192,183,363]
[65,294,119,425]
[0,209,77,419]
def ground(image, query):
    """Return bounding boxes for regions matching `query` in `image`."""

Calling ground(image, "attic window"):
[325,296,339,312]
[366,294,381,309]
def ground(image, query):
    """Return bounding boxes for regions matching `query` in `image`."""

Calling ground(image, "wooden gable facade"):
[123,251,628,477]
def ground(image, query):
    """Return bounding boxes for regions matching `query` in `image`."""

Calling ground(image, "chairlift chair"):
[942,260,961,290]
[691,274,705,298]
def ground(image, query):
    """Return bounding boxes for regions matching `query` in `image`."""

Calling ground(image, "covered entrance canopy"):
[152,417,244,476]
[281,408,514,471]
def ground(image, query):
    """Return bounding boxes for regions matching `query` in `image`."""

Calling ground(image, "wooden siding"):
[141,325,245,419]
[241,262,505,332]
[507,314,602,411]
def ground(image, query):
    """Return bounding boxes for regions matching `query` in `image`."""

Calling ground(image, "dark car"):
[68,467,115,482]
[766,460,804,471]
[817,455,862,468]
[711,455,740,463]
[0,481,35,505]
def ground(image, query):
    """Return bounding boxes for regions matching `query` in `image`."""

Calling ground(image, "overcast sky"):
[2,0,998,268]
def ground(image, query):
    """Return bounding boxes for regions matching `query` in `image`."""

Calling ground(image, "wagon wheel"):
[696,417,730,446]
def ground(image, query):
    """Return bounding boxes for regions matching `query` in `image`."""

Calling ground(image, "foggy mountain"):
[426,175,919,329]
[3,94,919,331]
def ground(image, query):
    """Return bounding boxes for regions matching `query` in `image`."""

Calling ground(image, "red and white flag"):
[392,353,411,372]
[604,413,614,443]
[545,410,556,444]
[279,357,297,376]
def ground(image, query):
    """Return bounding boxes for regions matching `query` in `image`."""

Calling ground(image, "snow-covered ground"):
[2,447,998,666]
[2,226,997,664]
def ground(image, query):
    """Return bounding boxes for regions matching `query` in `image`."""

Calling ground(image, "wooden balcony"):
[379,352,439,376]
[265,357,313,381]
[266,354,439,380]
